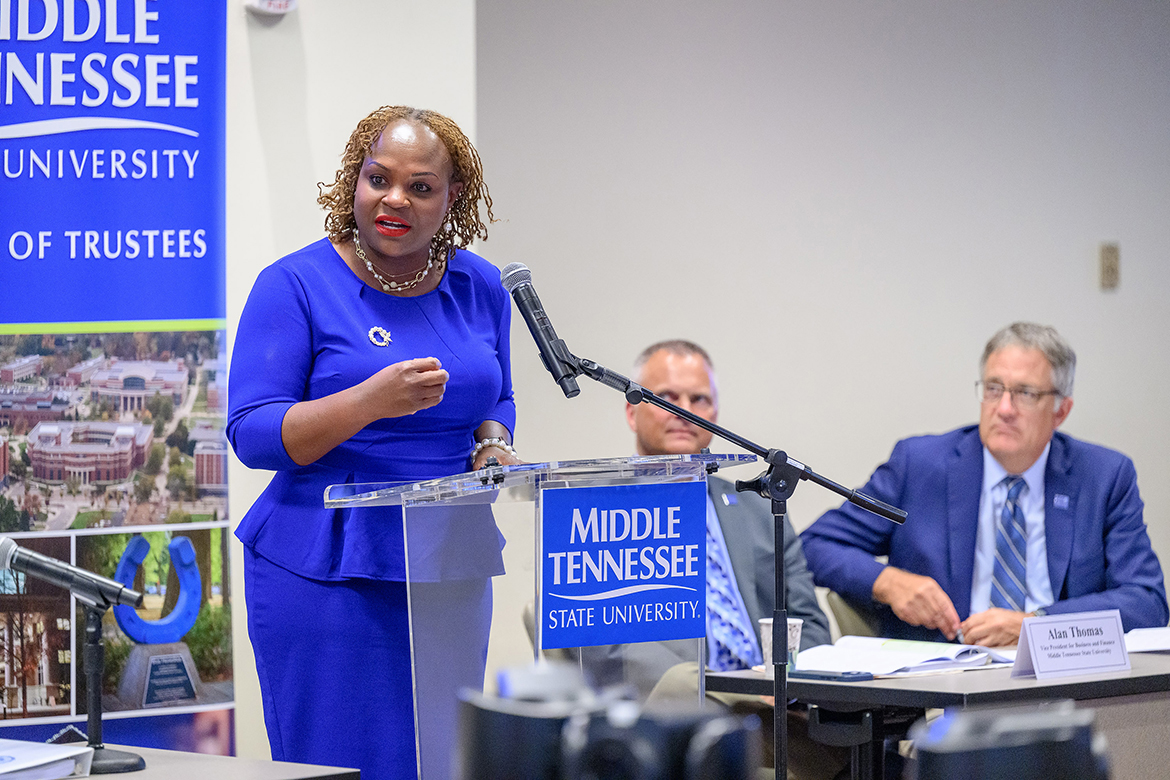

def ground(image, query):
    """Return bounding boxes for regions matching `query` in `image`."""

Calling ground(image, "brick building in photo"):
[194,440,228,496]
[27,422,153,485]
[65,356,105,387]
[90,359,189,414]
[205,381,225,414]
[201,357,227,414]
[190,423,228,495]
[0,392,69,431]
[0,536,72,718]
[0,355,43,384]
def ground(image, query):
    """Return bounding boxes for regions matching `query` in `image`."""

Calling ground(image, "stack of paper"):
[0,739,93,780]
[1124,626,1170,653]
[795,635,1016,677]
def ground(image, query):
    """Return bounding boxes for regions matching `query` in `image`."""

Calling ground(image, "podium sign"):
[539,482,706,649]
[325,453,754,780]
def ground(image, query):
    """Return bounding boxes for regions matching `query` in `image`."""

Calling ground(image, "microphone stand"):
[542,347,907,780]
[83,602,146,773]
[2,542,147,772]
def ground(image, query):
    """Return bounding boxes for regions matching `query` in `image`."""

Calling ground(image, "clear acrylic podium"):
[324,453,755,780]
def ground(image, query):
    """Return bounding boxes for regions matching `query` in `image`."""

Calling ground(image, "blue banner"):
[0,0,230,754]
[0,0,226,327]
[541,482,706,649]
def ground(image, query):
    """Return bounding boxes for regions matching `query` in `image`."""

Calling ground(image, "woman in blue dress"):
[228,106,519,780]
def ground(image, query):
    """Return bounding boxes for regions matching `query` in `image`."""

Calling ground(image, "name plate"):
[1012,609,1130,679]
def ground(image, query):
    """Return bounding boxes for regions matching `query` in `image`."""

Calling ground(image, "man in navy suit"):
[801,322,1167,646]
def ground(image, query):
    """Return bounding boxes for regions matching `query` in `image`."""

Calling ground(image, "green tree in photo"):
[140,531,172,593]
[186,603,232,681]
[166,421,189,453]
[145,393,174,423]
[76,534,130,580]
[164,530,212,616]
[144,444,164,476]
[133,473,154,503]
[167,465,191,498]
[210,527,223,592]
[0,496,20,532]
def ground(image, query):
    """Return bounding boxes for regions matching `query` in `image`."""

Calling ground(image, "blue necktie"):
[991,476,1028,611]
[706,521,761,671]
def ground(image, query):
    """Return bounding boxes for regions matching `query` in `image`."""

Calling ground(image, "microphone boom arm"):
[572,356,906,524]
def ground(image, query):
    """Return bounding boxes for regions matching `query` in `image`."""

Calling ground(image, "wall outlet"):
[1099,243,1119,290]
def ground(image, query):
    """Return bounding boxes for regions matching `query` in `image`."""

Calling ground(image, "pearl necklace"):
[352,229,446,293]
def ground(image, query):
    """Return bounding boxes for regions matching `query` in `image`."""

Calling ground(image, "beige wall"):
[477,0,1170,564]
[225,0,476,758]
[226,0,1170,758]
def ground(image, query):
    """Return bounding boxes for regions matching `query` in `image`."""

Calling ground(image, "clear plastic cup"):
[758,617,803,677]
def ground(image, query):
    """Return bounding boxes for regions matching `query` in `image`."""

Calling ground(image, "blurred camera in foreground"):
[456,662,761,780]
[910,700,1110,780]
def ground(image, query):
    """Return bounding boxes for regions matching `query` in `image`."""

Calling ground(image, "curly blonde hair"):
[317,106,494,250]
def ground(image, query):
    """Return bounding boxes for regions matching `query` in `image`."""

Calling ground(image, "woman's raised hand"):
[364,357,449,418]
[281,357,449,466]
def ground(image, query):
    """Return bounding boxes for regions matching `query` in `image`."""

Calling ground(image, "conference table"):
[104,744,360,780]
[707,651,1170,780]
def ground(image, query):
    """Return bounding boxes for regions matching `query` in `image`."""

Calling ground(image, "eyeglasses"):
[976,381,1061,409]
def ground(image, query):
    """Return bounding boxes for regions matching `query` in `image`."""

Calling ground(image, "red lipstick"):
[375,216,411,237]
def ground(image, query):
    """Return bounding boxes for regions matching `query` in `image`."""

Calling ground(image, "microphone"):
[0,537,144,609]
[500,263,580,398]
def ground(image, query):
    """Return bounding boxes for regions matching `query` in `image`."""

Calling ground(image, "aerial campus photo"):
[0,330,233,727]
[0,330,228,533]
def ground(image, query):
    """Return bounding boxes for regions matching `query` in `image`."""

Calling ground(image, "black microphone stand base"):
[90,747,147,774]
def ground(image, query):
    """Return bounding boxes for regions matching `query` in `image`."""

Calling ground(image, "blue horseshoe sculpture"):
[114,535,203,644]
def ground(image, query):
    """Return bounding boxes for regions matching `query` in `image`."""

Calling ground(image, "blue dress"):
[228,238,515,779]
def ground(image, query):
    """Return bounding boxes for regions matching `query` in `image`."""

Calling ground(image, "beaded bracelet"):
[472,437,516,460]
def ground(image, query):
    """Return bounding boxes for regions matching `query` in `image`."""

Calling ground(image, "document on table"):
[795,635,1016,677]
[1124,626,1170,653]
[0,739,93,779]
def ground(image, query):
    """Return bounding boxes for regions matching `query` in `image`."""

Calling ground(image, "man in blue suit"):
[801,322,1167,646]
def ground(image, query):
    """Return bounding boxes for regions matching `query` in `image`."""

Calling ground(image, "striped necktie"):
[706,521,761,671]
[991,476,1028,611]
